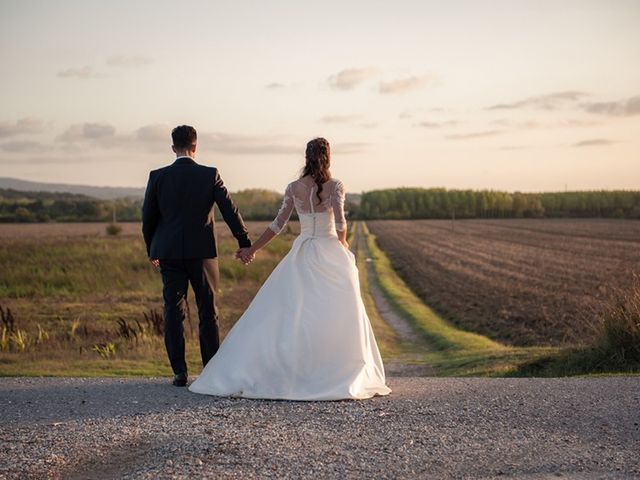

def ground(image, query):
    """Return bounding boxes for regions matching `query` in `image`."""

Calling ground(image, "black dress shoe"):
[172,373,188,387]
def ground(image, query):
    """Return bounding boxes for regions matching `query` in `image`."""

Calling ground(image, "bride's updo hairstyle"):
[301,137,331,204]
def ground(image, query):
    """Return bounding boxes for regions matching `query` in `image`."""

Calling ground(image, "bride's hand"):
[235,247,255,265]
[340,240,349,249]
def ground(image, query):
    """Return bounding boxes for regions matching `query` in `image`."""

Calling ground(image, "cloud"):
[562,118,601,127]
[573,138,618,147]
[331,142,369,154]
[490,119,541,129]
[57,66,104,79]
[320,114,363,124]
[24,122,302,157]
[199,132,299,155]
[328,68,379,91]
[486,91,590,110]
[0,140,50,153]
[57,122,117,143]
[416,121,441,128]
[378,75,435,94]
[581,96,640,116]
[0,117,46,137]
[445,130,504,140]
[107,55,154,68]
[414,120,458,128]
[490,118,603,130]
[135,124,169,143]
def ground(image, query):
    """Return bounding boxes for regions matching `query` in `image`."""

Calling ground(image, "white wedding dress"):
[189,178,391,401]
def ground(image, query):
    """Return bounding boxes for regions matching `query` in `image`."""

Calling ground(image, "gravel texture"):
[1,376,639,479]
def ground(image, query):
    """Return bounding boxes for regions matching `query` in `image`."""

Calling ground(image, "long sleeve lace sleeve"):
[269,183,295,234]
[332,179,347,232]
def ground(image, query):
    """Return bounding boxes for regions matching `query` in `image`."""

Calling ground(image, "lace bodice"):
[269,178,347,234]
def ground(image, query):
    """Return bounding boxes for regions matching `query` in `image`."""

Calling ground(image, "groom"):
[142,125,253,386]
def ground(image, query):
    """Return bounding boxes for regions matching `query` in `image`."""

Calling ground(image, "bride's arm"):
[332,180,348,248]
[237,184,294,262]
[243,227,277,257]
[337,227,348,248]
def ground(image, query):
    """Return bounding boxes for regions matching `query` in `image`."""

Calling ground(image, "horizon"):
[1,1,639,193]
[2,175,639,196]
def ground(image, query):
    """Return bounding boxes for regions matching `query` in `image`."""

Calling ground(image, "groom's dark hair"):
[172,125,197,150]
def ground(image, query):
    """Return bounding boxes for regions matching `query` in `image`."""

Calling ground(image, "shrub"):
[106,223,123,236]
[592,276,640,365]
[143,309,164,336]
[93,343,116,359]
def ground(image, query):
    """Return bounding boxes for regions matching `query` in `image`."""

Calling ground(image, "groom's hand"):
[235,248,255,265]
[150,259,160,268]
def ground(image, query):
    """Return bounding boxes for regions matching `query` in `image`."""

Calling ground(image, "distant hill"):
[0,177,145,200]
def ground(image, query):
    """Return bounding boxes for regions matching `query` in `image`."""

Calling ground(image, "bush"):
[592,276,640,365]
[106,223,123,236]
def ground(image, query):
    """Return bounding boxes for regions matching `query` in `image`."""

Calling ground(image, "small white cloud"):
[328,68,379,91]
[486,91,590,110]
[378,75,435,95]
[0,140,50,153]
[414,120,458,129]
[106,55,154,68]
[573,138,618,147]
[57,122,117,142]
[445,130,504,140]
[0,117,46,137]
[581,96,640,116]
[136,124,169,143]
[57,66,104,79]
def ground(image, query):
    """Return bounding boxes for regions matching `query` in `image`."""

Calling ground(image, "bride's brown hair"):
[301,137,331,204]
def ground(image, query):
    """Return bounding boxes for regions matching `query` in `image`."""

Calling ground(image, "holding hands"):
[236,247,255,265]
[235,225,275,266]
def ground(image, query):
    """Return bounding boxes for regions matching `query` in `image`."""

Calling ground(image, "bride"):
[189,137,391,401]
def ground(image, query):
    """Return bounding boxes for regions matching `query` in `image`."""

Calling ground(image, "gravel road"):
[1,376,638,479]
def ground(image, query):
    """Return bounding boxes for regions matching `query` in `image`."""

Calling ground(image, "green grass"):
[0,226,296,376]
[354,239,401,359]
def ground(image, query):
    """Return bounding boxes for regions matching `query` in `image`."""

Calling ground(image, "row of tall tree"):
[358,188,640,219]
[2,187,640,223]
[0,188,284,223]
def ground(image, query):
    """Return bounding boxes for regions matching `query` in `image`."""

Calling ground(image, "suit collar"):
[173,156,197,166]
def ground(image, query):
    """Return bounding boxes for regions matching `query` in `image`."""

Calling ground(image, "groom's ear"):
[171,145,177,153]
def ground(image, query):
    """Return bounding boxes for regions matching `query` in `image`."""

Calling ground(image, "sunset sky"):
[1,0,639,193]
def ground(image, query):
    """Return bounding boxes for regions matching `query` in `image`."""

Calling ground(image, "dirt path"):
[353,222,423,344]
[352,222,435,376]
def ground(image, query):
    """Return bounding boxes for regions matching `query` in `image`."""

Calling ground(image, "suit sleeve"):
[213,169,252,248]
[141,171,159,257]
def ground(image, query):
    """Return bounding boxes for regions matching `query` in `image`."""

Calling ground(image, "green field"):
[0,222,296,376]
[1,220,637,378]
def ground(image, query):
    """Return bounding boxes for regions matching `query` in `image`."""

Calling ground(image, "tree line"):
[0,188,283,223]
[357,188,640,219]
[2,187,640,223]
